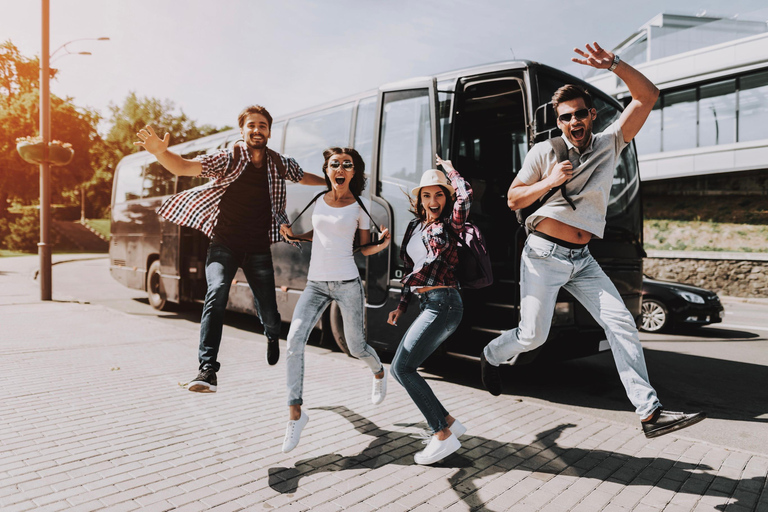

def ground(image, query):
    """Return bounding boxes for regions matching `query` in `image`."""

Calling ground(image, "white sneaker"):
[281,410,309,453]
[449,419,466,438]
[413,433,460,465]
[372,368,388,405]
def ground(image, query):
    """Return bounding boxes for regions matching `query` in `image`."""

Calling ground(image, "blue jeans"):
[286,277,383,406]
[391,287,463,434]
[483,234,660,418]
[198,242,281,371]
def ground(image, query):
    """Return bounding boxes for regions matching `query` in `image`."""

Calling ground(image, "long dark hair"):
[322,147,367,196]
[410,185,455,224]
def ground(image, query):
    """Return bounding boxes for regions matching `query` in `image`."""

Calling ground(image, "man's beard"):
[246,137,267,150]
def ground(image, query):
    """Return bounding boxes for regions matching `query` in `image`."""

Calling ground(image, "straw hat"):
[411,169,455,198]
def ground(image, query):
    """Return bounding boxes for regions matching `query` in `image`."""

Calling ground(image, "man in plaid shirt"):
[135,105,325,393]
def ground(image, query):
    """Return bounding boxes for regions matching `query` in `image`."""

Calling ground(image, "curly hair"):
[322,147,367,196]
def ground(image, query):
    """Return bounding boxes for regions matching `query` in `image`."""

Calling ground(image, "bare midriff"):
[414,285,455,294]
[536,218,592,244]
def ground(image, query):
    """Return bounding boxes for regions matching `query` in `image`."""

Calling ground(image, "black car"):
[640,276,725,333]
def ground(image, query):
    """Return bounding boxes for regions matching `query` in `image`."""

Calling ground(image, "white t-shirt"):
[307,196,371,282]
[406,223,428,271]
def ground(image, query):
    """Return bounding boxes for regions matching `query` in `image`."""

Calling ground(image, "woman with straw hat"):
[387,154,472,465]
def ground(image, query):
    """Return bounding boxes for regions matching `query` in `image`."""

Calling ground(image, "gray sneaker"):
[188,367,217,393]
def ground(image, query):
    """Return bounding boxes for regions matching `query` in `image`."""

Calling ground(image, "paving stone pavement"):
[1,257,767,511]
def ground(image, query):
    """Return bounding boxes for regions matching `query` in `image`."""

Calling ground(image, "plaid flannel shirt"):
[397,169,473,312]
[156,142,304,244]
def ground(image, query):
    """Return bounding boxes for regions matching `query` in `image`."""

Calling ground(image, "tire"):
[329,301,352,357]
[147,260,169,311]
[640,298,668,333]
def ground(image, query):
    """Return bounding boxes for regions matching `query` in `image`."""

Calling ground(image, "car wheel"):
[641,298,668,332]
[147,260,169,311]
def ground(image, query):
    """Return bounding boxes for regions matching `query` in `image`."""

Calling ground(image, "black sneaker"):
[641,408,706,438]
[480,352,502,396]
[266,337,280,366]
[188,367,217,393]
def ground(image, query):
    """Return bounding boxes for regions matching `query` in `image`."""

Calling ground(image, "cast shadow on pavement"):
[268,406,763,511]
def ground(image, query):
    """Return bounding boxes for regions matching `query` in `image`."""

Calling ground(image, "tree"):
[103,92,222,164]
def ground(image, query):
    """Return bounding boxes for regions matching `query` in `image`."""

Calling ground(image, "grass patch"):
[644,219,768,253]
[84,219,110,240]
[0,250,33,257]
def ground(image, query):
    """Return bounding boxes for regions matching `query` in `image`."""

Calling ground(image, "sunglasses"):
[557,108,591,123]
[329,160,354,170]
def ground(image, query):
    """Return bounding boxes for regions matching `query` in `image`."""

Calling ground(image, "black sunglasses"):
[557,108,591,123]
[329,160,354,170]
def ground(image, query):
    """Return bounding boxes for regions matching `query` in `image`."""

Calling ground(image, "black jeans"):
[198,242,281,371]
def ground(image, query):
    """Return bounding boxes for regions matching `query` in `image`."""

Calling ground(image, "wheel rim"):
[641,300,666,332]
[149,268,164,307]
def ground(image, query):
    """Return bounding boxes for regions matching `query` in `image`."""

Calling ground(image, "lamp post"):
[38,0,108,300]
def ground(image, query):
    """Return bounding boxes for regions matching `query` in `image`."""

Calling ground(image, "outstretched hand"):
[436,154,456,173]
[572,42,615,70]
[134,125,170,156]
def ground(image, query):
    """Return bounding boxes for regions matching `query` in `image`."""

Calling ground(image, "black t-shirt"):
[212,161,272,253]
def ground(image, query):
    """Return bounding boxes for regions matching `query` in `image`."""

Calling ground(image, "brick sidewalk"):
[1,260,767,511]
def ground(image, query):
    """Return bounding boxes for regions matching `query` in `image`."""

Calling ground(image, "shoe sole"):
[644,413,706,438]
[414,441,461,465]
[188,381,217,393]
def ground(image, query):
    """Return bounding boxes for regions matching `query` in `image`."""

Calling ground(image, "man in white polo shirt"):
[480,42,706,439]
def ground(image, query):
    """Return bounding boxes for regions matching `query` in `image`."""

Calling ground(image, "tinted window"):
[634,98,661,154]
[142,162,174,198]
[738,71,768,142]
[284,103,355,175]
[663,88,697,151]
[114,162,144,203]
[700,79,736,146]
[353,97,377,168]
[379,89,432,246]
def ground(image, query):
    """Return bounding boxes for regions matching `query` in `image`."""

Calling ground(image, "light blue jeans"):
[391,287,463,434]
[483,235,660,418]
[286,277,383,406]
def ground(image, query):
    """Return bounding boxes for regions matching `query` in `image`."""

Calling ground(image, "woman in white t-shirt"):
[278,147,391,453]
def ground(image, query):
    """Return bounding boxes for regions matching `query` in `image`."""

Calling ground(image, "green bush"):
[4,210,40,252]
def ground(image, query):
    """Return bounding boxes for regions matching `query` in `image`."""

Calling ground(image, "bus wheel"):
[147,260,169,311]
[329,301,352,357]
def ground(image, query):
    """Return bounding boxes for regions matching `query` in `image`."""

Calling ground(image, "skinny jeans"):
[198,242,281,372]
[483,235,660,418]
[391,287,463,434]
[286,277,383,406]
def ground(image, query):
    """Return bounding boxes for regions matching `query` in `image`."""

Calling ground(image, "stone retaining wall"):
[644,251,768,298]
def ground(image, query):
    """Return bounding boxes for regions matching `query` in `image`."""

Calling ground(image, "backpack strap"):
[544,137,576,210]
[282,190,327,242]
[266,148,287,179]
[352,193,381,234]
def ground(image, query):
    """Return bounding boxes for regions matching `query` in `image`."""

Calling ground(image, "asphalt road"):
[49,256,768,455]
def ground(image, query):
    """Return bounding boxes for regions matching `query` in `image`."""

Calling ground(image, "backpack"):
[446,222,493,289]
[514,137,576,233]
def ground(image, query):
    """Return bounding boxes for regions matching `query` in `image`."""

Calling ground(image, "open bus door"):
[445,71,533,354]
[364,77,440,350]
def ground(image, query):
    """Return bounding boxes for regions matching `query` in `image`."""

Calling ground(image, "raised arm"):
[436,155,472,232]
[572,42,659,143]
[134,125,202,176]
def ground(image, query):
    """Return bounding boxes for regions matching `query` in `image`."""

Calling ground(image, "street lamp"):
[38,0,109,300]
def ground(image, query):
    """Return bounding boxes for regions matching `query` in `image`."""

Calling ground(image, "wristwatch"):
[608,54,620,72]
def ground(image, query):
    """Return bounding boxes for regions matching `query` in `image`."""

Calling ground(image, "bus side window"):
[378,89,432,243]
[114,162,145,203]
[269,121,285,154]
[353,97,377,166]
[284,102,355,174]
[176,149,209,192]
[142,161,174,198]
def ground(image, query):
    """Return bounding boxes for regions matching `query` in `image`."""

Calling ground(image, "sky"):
[2,0,767,133]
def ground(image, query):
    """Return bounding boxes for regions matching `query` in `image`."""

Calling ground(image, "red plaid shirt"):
[397,169,473,312]
[156,143,304,244]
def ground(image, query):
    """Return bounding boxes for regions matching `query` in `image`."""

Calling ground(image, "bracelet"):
[608,54,620,72]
